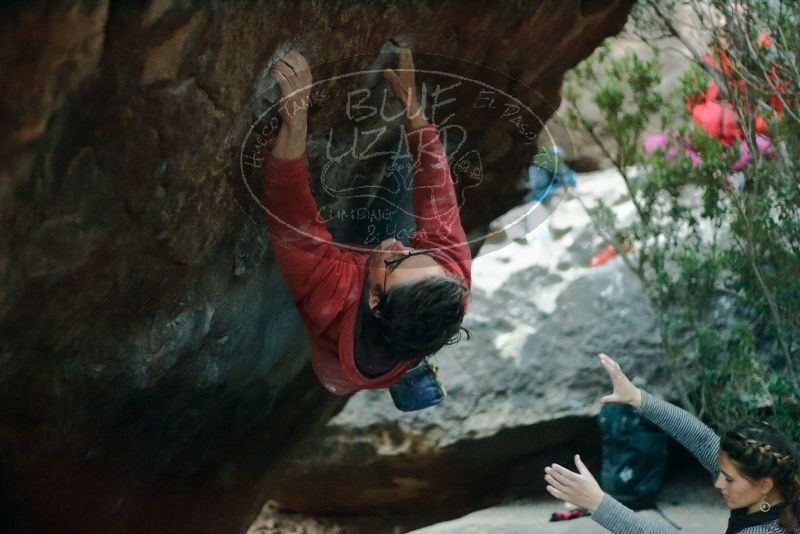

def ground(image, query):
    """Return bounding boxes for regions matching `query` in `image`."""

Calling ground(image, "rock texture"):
[268,170,675,516]
[1,2,634,533]
[408,468,728,534]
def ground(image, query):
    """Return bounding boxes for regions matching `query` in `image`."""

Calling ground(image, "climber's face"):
[366,238,445,308]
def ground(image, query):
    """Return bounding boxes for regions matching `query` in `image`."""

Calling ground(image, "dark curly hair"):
[372,275,469,361]
[720,422,800,533]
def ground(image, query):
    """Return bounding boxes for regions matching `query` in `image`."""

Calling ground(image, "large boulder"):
[0,2,634,533]
[268,170,675,515]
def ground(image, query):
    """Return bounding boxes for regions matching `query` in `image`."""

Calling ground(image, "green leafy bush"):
[563,0,800,441]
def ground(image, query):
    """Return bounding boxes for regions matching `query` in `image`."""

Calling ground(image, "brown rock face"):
[0,1,633,533]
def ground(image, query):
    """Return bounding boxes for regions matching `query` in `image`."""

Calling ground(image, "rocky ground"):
[248,465,728,533]
[409,467,728,534]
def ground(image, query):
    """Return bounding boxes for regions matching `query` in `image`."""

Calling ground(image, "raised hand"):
[271,51,313,127]
[598,352,642,408]
[545,455,605,512]
[383,48,427,130]
[270,51,311,160]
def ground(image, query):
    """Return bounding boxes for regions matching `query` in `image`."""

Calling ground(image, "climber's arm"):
[263,52,358,326]
[382,48,428,132]
[384,49,471,285]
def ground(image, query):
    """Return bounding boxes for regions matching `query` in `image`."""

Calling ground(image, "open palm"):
[545,455,605,512]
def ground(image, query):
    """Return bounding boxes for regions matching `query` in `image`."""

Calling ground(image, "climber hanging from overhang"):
[261,48,472,411]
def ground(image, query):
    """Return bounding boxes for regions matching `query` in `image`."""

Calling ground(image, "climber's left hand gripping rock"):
[271,51,313,127]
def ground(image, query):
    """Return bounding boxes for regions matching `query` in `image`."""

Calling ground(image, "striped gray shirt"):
[591,391,793,534]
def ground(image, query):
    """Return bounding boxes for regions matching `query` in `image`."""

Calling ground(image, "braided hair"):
[721,422,800,533]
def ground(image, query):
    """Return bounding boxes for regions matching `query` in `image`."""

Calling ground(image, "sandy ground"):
[247,466,729,534]
[408,468,728,534]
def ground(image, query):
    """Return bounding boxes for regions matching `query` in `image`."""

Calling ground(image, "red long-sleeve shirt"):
[262,124,472,395]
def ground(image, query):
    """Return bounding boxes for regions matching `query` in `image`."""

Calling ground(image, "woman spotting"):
[545,353,800,534]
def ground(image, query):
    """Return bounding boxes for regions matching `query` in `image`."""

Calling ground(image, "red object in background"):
[550,508,591,522]
[591,243,619,267]
[694,46,788,139]
[766,66,786,115]
[702,49,731,75]
[685,93,705,114]
[691,81,743,144]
